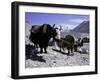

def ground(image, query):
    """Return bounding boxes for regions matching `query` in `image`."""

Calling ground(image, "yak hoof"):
[67,53,70,56]
[40,51,43,53]
[44,51,47,53]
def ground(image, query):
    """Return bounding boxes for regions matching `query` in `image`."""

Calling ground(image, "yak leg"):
[67,47,70,55]
[74,45,78,52]
[40,45,43,53]
[60,47,61,52]
[68,50,70,54]
[62,47,65,52]
[71,47,74,55]
[60,42,62,52]
[40,48,43,53]
[71,46,73,53]
[34,44,38,50]
[44,46,47,53]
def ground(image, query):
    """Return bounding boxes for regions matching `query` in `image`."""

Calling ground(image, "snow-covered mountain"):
[72,21,89,33]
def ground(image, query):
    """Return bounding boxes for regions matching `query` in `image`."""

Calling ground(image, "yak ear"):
[52,24,55,28]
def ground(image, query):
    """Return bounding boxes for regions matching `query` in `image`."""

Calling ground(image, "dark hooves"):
[67,53,74,56]
[44,51,47,53]
[40,51,47,53]
[40,51,43,53]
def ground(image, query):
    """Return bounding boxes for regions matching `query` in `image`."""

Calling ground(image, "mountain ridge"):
[72,21,89,33]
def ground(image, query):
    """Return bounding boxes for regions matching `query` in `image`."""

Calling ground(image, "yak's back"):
[65,35,75,44]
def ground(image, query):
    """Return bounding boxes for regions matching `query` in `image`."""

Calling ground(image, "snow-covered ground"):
[25,22,89,68]
[25,44,89,68]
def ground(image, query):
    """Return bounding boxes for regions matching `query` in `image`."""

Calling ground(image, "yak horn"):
[52,24,55,28]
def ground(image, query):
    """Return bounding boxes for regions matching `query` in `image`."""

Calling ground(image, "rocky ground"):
[25,44,89,68]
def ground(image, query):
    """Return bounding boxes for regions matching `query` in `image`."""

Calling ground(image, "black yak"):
[55,35,75,55]
[74,38,84,52]
[29,24,57,53]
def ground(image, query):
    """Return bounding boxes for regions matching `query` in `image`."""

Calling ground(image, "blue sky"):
[25,12,89,30]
